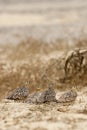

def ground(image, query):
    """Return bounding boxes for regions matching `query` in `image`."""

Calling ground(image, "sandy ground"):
[0,42,87,130]
[0,0,87,130]
[1,89,87,130]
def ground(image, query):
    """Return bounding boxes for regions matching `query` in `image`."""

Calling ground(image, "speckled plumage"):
[26,87,57,104]
[6,86,77,104]
[57,90,77,103]
[6,86,29,100]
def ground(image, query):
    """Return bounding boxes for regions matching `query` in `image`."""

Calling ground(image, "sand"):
[0,1,87,130]
[0,41,87,130]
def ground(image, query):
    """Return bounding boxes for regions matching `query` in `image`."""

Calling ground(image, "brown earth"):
[0,39,87,130]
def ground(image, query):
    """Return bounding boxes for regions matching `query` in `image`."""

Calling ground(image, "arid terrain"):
[0,38,87,130]
[0,0,87,130]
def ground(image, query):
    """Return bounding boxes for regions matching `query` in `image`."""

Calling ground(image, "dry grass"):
[0,37,87,100]
[0,37,87,130]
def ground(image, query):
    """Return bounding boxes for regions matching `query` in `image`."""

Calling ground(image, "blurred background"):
[1,2,87,130]
[0,0,87,45]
